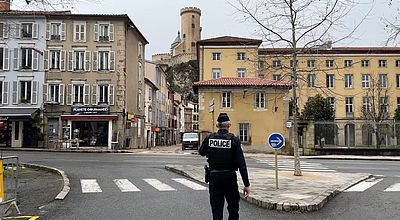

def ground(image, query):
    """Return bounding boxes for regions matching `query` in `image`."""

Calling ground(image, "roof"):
[194,77,291,88]
[198,36,262,46]
[0,10,71,15]
[258,47,400,55]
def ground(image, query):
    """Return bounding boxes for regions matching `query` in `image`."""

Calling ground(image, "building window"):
[212,68,221,79]
[237,68,246,78]
[307,74,316,87]
[397,97,400,109]
[212,53,221,60]
[73,84,84,104]
[290,60,298,68]
[221,92,231,108]
[0,81,3,104]
[380,96,389,113]
[361,60,369,67]
[258,61,265,69]
[239,123,250,143]
[326,74,334,88]
[345,97,354,113]
[237,53,246,60]
[50,50,61,70]
[397,74,400,88]
[326,60,334,68]
[0,23,4,39]
[363,97,371,113]
[327,97,335,111]
[307,60,316,68]
[361,74,371,88]
[21,23,33,38]
[20,81,32,103]
[21,48,33,69]
[138,89,142,110]
[98,84,109,104]
[272,74,281,81]
[255,92,265,109]
[379,74,388,88]
[98,51,109,70]
[99,24,110,41]
[74,51,85,71]
[48,84,60,103]
[272,60,281,68]
[344,60,352,67]
[0,48,3,70]
[378,60,387,67]
[51,23,61,40]
[74,23,86,42]
[396,60,400,67]
[344,74,353,88]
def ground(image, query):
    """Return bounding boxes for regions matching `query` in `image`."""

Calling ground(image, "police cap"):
[217,113,230,123]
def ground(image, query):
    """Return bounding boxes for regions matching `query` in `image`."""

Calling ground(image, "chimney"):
[0,0,11,11]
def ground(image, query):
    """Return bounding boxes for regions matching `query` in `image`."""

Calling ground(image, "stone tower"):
[179,7,201,56]
[0,0,11,11]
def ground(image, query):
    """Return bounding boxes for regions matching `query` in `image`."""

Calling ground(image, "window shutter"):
[94,24,99,41]
[109,24,114,41]
[68,50,74,71]
[32,81,38,104]
[82,24,87,42]
[84,84,90,105]
[109,84,115,105]
[91,84,97,105]
[66,84,72,105]
[2,81,9,105]
[3,24,8,39]
[3,48,9,71]
[110,51,115,71]
[43,83,48,103]
[33,23,39,39]
[15,24,20,39]
[60,50,66,71]
[43,50,49,70]
[73,24,78,42]
[13,48,19,70]
[33,51,39,70]
[92,51,98,71]
[46,23,50,40]
[12,81,17,105]
[84,51,91,71]
[59,84,65,105]
[61,23,66,40]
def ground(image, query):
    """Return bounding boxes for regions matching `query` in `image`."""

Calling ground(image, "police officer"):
[199,113,250,220]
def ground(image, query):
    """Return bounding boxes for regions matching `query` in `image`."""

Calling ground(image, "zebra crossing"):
[344,177,400,193]
[80,178,207,194]
[254,158,337,172]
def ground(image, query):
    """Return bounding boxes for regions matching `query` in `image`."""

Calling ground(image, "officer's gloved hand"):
[243,187,250,199]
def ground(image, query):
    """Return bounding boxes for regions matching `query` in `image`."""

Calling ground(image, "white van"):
[182,132,199,150]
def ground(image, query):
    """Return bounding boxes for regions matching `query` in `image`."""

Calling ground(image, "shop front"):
[61,106,118,149]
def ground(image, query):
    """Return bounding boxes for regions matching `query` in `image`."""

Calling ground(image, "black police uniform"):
[199,128,250,220]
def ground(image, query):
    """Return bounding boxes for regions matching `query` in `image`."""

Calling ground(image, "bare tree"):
[384,0,400,45]
[12,0,99,11]
[231,0,371,176]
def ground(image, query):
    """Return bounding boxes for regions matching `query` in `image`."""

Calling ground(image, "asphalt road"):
[3,151,400,220]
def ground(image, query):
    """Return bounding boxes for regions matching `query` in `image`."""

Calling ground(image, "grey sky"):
[12,0,400,59]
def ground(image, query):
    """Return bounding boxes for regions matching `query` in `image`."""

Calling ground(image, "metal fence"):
[314,120,400,149]
[0,156,20,215]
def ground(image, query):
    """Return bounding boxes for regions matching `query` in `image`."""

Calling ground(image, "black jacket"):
[199,129,250,187]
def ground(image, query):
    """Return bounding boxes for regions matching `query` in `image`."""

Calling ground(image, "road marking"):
[172,178,207,190]
[344,178,383,192]
[143,179,176,191]
[384,183,400,192]
[81,179,102,193]
[113,179,141,192]
[277,168,337,172]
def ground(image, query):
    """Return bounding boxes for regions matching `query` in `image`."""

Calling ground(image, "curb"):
[165,165,372,212]
[0,148,133,154]
[304,156,400,161]
[22,163,70,200]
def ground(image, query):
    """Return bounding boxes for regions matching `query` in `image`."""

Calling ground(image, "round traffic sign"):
[268,133,285,149]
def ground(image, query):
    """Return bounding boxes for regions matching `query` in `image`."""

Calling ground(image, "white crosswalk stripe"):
[113,179,141,192]
[384,183,400,192]
[143,178,176,191]
[172,178,207,190]
[81,179,102,193]
[255,158,336,172]
[344,178,383,192]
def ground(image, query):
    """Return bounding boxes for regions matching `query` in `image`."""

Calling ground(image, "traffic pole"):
[275,149,278,189]
[0,160,4,202]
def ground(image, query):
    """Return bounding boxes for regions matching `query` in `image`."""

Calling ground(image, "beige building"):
[43,13,148,149]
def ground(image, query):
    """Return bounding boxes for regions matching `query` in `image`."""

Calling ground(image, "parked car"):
[182,132,199,150]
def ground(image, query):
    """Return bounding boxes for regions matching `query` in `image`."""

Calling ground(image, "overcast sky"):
[12,0,400,59]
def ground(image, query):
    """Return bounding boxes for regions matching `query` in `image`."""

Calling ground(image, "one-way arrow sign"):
[268,133,285,149]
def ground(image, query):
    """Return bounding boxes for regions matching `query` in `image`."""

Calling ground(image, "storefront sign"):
[71,106,109,115]
[151,127,160,132]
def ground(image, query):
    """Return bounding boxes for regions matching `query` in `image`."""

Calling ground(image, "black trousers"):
[209,171,240,220]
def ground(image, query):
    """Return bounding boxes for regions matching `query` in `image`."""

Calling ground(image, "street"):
[4,151,400,220]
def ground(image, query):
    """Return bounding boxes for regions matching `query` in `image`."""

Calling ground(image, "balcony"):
[21,31,32,39]
[51,35,61,40]
[99,36,109,42]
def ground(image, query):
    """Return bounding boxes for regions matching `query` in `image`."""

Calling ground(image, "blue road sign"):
[268,133,285,149]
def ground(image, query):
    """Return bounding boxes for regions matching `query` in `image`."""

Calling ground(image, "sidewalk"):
[165,164,370,212]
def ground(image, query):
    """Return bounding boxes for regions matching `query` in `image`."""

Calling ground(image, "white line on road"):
[143,179,176,191]
[344,178,383,192]
[384,183,400,192]
[172,178,207,190]
[81,179,102,193]
[277,168,337,172]
[113,179,141,192]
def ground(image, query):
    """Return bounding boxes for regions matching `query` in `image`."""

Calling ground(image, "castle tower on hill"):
[152,7,202,65]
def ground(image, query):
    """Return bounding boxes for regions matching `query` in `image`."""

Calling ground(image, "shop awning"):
[61,115,119,121]
[0,108,39,117]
